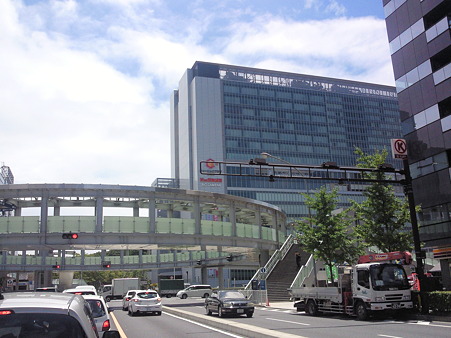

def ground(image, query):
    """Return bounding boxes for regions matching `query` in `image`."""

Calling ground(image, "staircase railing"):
[244,234,295,291]
[289,253,314,290]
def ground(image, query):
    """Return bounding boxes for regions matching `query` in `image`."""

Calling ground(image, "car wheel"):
[156,311,162,316]
[306,300,318,316]
[203,293,209,298]
[246,313,253,318]
[128,308,135,317]
[105,296,111,302]
[181,294,187,299]
[122,306,127,311]
[205,306,212,316]
[356,302,368,320]
[218,306,224,318]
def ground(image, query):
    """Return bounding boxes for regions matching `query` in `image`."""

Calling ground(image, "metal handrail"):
[289,253,314,290]
[244,234,295,290]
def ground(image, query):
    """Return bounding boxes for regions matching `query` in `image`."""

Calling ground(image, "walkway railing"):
[289,253,314,290]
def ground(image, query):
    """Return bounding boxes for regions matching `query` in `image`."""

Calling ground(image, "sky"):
[1,0,393,187]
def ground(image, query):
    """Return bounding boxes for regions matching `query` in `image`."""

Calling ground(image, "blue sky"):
[1,0,393,186]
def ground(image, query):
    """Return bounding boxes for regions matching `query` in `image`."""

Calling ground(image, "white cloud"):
[0,0,395,187]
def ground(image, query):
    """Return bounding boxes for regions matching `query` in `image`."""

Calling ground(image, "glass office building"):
[171,61,404,222]
[171,61,403,221]
[382,0,451,288]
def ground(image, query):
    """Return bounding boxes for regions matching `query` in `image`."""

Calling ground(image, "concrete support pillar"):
[59,271,74,290]
[218,266,224,289]
[148,195,156,233]
[440,259,451,291]
[54,205,60,216]
[95,196,103,233]
[120,250,124,265]
[194,197,201,235]
[201,266,208,284]
[81,250,85,266]
[259,250,270,267]
[40,192,49,234]
[139,250,143,265]
[133,203,139,217]
[230,203,236,237]
[256,209,262,239]
[14,207,21,216]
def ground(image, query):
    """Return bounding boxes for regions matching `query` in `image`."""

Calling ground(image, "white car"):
[83,295,111,335]
[176,285,212,299]
[128,290,162,316]
[122,289,139,311]
[0,292,120,338]
[76,285,98,295]
[63,287,97,295]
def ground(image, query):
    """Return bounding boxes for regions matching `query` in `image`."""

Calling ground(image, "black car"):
[205,290,254,318]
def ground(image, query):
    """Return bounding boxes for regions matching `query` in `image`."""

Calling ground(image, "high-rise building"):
[382,0,451,288]
[171,61,404,222]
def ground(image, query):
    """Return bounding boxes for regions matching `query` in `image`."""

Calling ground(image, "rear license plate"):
[237,309,244,313]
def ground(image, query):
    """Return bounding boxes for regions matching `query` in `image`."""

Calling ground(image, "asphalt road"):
[109,298,451,338]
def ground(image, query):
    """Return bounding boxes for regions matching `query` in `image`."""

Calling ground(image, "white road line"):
[165,311,244,337]
[410,321,451,328]
[378,335,403,338]
[265,317,310,326]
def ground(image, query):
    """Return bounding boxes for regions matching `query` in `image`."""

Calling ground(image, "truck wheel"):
[306,300,318,316]
[203,293,209,298]
[166,295,172,298]
[355,302,368,320]
[181,294,187,299]
[105,296,111,302]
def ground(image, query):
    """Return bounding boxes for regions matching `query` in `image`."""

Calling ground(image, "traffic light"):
[52,264,61,269]
[196,260,202,265]
[102,261,111,268]
[226,255,233,262]
[62,232,79,239]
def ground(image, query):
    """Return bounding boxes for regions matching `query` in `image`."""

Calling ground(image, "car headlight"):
[222,302,233,308]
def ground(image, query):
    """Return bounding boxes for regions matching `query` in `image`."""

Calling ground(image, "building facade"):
[382,0,451,288]
[171,61,404,223]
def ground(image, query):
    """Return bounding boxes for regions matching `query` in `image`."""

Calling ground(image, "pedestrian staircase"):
[266,245,310,302]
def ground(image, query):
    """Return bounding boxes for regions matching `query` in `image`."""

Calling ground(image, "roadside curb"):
[414,313,451,322]
[162,305,305,338]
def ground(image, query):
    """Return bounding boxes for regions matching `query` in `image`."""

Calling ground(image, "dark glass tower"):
[382,0,451,289]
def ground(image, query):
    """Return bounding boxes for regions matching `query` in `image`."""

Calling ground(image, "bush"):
[426,291,451,313]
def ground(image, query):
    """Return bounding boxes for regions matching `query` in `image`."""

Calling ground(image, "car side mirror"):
[103,331,121,338]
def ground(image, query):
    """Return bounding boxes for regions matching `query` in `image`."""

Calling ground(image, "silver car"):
[0,292,120,337]
[83,295,111,335]
[128,290,162,316]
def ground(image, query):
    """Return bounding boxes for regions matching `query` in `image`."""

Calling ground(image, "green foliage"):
[352,148,413,252]
[295,186,363,284]
[426,291,451,313]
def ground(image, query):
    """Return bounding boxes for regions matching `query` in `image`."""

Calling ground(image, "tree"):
[295,186,363,285]
[352,147,413,252]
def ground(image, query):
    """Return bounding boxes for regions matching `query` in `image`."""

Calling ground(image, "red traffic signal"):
[102,261,111,268]
[62,233,79,239]
[52,264,61,269]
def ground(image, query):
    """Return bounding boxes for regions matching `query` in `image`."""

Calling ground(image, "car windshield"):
[218,291,245,300]
[370,264,411,291]
[137,292,158,299]
[0,313,87,338]
[86,299,106,318]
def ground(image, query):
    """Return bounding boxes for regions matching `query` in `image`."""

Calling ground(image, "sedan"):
[205,290,254,318]
[122,290,139,311]
[83,295,111,335]
[128,290,162,316]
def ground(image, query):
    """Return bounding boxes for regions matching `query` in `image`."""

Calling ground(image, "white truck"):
[100,278,140,302]
[289,251,414,320]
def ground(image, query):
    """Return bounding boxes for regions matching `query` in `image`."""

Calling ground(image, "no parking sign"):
[391,139,408,159]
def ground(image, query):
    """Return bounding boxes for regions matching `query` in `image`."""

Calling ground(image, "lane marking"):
[110,312,128,338]
[378,335,402,338]
[409,321,451,328]
[265,317,310,326]
[165,312,244,337]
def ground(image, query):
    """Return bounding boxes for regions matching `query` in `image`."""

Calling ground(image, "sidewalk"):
[260,302,451,322]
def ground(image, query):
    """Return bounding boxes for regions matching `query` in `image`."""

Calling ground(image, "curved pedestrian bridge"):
[0,184,287,271]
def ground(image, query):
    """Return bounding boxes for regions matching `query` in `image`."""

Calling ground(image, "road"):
[108,298,451,338]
